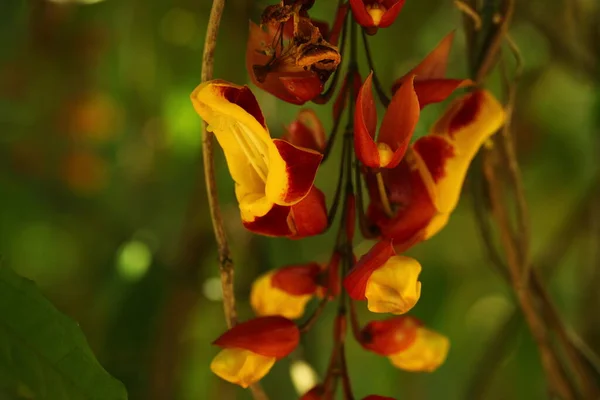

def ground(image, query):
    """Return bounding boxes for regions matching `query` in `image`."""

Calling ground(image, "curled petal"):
[279,75,324,104]
[213,316,300,358]
[288,186,328,238]
[361,316,421,355]
[411,79,474,109]
[210,348,275,388]
[251,272,314,319]
[349,0,375,28]
[272,263,322,295]
[242,204,294,237]
[349,0,405,29]
[267,139,322,206]
[409,31,455,80]
[377,74,420,168]
[283,109,326,153]
[354,72,380,168]
[426,90,505,213]
[364,255,422,314]
[343,241,396,300]
[378,0,406,28]
[388,326,450,372]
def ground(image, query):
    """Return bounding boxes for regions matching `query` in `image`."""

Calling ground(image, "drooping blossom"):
[349,0,406,34]
[344,240,421,315]
[361,316,449,372]
[366,89,506,250]
[211,316,300,387]
[246,5,342,104]
[391,31,474,109]
[354,73,420,169]
[190,80,327,238]
[283,109,326,153]
[251,263,322,319]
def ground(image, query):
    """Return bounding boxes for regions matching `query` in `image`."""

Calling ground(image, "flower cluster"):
[191,1,505,398]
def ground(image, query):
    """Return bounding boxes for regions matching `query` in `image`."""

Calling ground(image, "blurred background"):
[1,0,599,399]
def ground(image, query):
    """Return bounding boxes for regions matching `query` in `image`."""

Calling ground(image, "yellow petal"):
[364,255,422,315]
[388,327,450,372]
[423,212,450,240]
[429,90,505,213]
[210,348,276,388]
[250,273,313,320]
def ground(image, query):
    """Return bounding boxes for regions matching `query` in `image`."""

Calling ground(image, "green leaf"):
[0,265,128,400]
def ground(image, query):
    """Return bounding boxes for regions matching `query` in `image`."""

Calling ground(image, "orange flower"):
[251,263,322,319]
[246,8,341,105]
[349,0,406,33]
[360,316,449,372]
[391,31,474,109]
[355,73,420,169]
[283,109,326,153]
[190,80,327,238]
[211,316,300,387]
[344,241,421,315]
[366,90,505,250]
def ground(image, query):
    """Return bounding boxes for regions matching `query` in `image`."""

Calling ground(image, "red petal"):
[379,0,406,28]
[283,109,326,153]
[413,136,455,183]
[361,316,421,355]
[411,31,455,79]
[349,0,375,27]
[213,316,300,358]
[411,79,474,109]
[280,75,324,104]
[378,74,420,168]
[273,139,323,204]
[217,82,266,128]
[343,240,395,300]
[288,186,328,238]
[243,205,293,237]
[271,263,321,295]
[366,159,436,251]
[301,385,324,400]
[354,72,380,168]
[447,90,484,136]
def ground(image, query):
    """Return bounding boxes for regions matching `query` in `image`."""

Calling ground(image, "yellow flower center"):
[366,3,387,26]
[230,121,270,183]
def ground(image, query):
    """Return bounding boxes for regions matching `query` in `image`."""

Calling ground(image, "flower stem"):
[375,171,394,217]
[361,28,390,107]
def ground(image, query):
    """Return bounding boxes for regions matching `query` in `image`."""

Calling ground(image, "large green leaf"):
[0,265,127,400]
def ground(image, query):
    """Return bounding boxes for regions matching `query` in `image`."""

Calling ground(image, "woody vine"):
[193,1,600,399]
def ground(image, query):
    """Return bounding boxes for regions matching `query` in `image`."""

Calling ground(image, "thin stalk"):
[375,172,394,217]
[361,28,390,107]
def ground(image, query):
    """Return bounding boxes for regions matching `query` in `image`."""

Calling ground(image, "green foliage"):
[0,265,127,400]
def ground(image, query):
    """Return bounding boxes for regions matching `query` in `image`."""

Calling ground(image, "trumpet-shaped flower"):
[361,316,449,372]
[355,73,420,169]
[391,31,473,109]
[344,241,421,315]
[191,80,327,238]
[251,263,322,319]
[211,316,300,387]
[349,0,406,33]
[366,90,505,250]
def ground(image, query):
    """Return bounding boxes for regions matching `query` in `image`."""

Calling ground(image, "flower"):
[190,80,327,238]
[391,31,473,109]
[251,263,322,319]
[366,89,505,250]
[355,72,420,169]
[343,241,421,315]
[349,0,406,33]
[283,109,326,153]
[246,7,341,105]
[360,316,449,372]
[211,316,300,387]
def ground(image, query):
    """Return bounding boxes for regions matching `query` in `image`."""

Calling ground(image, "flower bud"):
[349,0,406,33]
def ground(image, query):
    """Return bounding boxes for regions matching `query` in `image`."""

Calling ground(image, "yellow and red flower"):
[211,316,300,388]
[343,240,421,315]
[391,31,473,109]
[190,80,328,238]
[360,316,449,372]
[355,72,420,169]
[349,0,406,33]
[366,89,506,250]
[251,263,322,319]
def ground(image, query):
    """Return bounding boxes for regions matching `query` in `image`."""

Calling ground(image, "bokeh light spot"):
[290,360,319,395]
[117,240,152,282]
[202,277,223,301]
